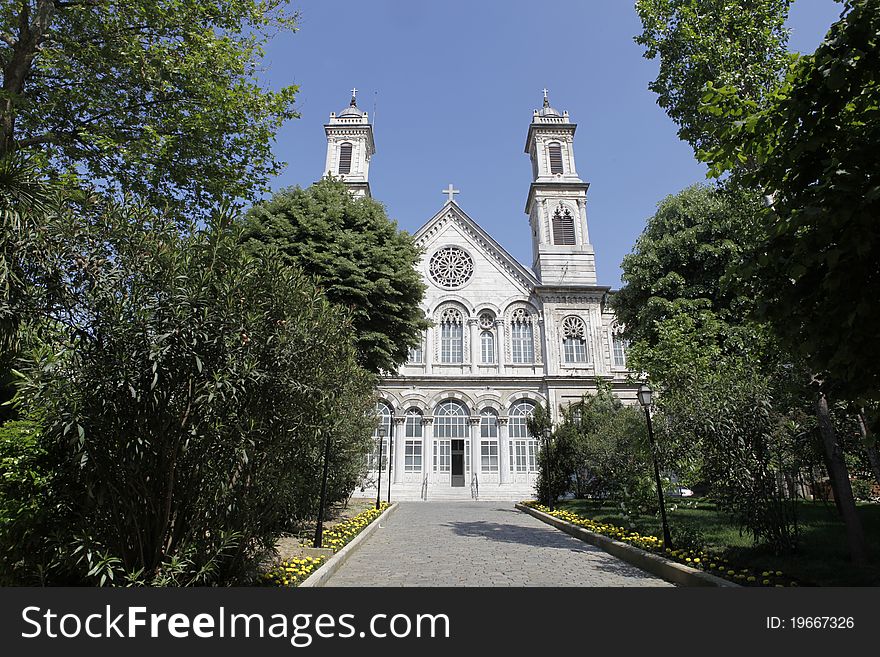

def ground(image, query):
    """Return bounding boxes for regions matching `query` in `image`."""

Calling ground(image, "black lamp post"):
[387,424,394,505]
[638,383,673,549]
[375,426,385,510]
[543,426,554,511]
[313,427,333,548]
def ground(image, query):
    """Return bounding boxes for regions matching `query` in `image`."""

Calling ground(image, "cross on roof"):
[542,88,549,100]
[350,87,358,105]
[442,184,460,203]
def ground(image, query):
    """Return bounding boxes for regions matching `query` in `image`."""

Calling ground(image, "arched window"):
[434,401,469,473]
[548,142,564,175]
[508,401,537,473]
[552,206,576,245]
[613,333,629,368]
[480,331,495,364]
[439,307,464,363]
[480,409,499,473]
[561,316,589,363]
[368,401,392,470]
[404,409,423,472]
[338,142,353,174]
[510,308,534,363]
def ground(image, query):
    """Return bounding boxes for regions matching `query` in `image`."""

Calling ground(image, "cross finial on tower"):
[542,88,550,108]
[350,87,358,106]
[442,183,460,203]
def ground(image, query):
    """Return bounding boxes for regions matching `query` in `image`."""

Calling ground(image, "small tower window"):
[552,206,576,245]
[338,142,353,175]
[548,143,564,174]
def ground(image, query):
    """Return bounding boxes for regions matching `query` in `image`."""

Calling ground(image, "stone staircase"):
[362,480,534,502]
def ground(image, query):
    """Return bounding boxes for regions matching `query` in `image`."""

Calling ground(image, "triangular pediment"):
[413,202,539,295]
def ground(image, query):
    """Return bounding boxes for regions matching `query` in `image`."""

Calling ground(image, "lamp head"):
[637,383,653,408]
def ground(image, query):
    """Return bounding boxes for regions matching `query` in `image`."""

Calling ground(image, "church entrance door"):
[451,439,465,487]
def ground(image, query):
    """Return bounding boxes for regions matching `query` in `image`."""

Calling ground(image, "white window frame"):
[480,330,495,364]
[510,321,534,363]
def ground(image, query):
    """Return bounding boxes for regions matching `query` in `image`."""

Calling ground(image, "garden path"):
[324,501,672,586]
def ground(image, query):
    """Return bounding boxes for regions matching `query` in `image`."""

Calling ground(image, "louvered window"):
[548,143,564,174]
[338,142,352,174]
[552,208,576,245]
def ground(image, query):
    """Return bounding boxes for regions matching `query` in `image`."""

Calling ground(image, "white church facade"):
[324,91,636,501]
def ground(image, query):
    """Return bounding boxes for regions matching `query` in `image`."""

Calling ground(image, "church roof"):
[337,89,366,118]
[414,201,540,292]
[338,103,365,118]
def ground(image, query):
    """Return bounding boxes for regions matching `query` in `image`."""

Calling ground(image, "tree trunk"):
[1,1,56,156]
[815,390,868,565]
[857,409,880,490]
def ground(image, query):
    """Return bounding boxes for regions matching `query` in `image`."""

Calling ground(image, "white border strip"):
[298,502,399,588]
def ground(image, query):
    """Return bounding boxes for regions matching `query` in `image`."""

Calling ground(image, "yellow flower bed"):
[522,501,799,587]
[264,502,391,587]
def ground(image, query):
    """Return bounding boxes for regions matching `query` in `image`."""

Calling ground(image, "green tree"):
[656,359,801,553]
[613,184,761,354]
[634,0,794,155]
[0,1,297,219]
[567,389,655,516]
[241,178,428,374]
[9,202,375,584]
[698,1,878,564]
[700,0,880,403]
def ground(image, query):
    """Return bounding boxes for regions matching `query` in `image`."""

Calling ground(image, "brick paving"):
[324,502,672,587]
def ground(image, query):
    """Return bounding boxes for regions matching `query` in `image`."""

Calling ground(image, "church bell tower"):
[324,88,375,198]
[524,91,596,285]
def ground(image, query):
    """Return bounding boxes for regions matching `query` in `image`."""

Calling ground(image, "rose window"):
[429,246,474,288]
[561,316,586,339]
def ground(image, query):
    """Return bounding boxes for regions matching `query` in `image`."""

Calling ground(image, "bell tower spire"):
[324,88,375,198]
[524,90,596,285]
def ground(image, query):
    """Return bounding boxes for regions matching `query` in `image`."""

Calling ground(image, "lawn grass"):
[556,497,880,586]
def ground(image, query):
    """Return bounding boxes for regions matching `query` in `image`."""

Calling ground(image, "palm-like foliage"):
[0,154,56,353]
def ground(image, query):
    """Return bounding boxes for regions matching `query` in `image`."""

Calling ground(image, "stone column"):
[392,416,405,484]
[496,319,506,375]
[469,417,481,486]
[422,417,434,488]
[425,324,434,375]
[468,318,479,374]
[578,197,590,244]
[499,417,510,484]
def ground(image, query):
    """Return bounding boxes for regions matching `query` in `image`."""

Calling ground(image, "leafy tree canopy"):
[699,0,880,401]
[0,1,298,220]
[241,178,428,375]
[9,202,375,584]
[613,184,762,356]
[635,0,793,155]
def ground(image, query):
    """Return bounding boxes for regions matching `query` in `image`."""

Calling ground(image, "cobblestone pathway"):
[325,502,672,587]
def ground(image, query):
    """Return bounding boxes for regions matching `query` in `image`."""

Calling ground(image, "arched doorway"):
[435,400,469,487]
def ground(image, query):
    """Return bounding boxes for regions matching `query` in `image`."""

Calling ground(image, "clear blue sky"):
[260,0,843,287]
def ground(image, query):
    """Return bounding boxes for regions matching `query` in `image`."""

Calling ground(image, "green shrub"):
[13,203,375,585]
[0,419,53,584]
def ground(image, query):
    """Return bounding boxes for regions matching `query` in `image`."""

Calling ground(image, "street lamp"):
[375,426,385,510]
[313,427,333,548]
[637,383,673,549]
[387,423,394,505]
[543,426,554,511]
